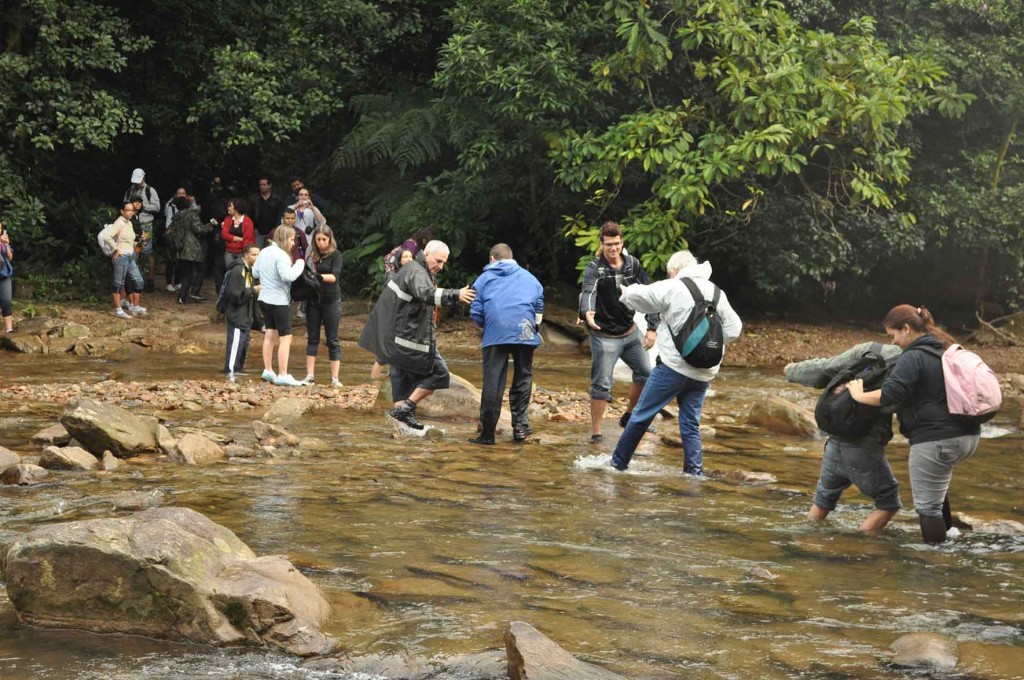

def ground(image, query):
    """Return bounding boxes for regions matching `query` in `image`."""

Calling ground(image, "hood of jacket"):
[672,260,713,281]
[482,259,521,277]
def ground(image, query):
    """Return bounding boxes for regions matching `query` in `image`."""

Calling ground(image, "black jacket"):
[579,252,659,337]
[358,252,460,374]
[250,192,285,235]
[223,260,259,329]
[880,334,981,445]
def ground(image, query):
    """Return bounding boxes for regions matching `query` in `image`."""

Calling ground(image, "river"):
[1,346,1022,678]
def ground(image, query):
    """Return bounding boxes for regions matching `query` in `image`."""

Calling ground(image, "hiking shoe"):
[468,435,495,445]
[683,468,706,480]
[114,308,133,319]
[300,375,315,385]
[590,434,604,444]
[274,374,305,387]
[388,401,425,430]
[260,369,277,383]
[512,425,533,442]
[618,411,632,428]
[129,305,147,316]
[120,299,131,311]
[189,294,206,302]
[331,378,343,388]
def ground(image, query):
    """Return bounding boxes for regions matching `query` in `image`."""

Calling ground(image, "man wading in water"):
[359,240,475,433]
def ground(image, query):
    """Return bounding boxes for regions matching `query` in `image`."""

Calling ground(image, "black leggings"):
[306,298,342,361]
[176,260,202,301]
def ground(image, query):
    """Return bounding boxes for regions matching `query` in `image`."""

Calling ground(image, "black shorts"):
[261,302,292,336]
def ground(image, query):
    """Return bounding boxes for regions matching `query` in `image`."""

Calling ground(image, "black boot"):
[919,514,948,544]
[941,494,953,530]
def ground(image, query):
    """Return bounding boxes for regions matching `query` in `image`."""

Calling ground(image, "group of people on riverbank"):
[86,172,1000,545]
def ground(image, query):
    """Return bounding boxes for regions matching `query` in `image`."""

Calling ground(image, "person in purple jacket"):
[468,243,544,445]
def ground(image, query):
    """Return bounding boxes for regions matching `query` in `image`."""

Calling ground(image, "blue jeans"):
[112,254,144,293]
[611,362,709,473]
[0,276,12,317]
[589,328,650,401]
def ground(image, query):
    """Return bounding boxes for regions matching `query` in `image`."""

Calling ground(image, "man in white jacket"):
[610,250,742,475]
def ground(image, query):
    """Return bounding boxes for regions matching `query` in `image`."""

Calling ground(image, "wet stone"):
[505,621,625,680]
[101,451,121,471]
[890,632,959,671]
[0,446,22,469]
[367,577,479,602]
[1,464,49,486]
[38,446,98,471]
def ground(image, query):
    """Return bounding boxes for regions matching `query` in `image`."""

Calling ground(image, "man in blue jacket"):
[469,243,544,445]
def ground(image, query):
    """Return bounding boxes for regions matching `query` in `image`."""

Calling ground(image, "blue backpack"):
[669,278,724,369]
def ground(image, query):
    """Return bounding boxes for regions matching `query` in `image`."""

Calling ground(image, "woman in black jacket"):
[301,225,344,387]
[848,305,981,543]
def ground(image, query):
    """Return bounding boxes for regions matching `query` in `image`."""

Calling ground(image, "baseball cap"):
[130,168,145,183]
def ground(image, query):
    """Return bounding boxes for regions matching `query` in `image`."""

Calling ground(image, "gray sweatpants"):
[909,434,980,516]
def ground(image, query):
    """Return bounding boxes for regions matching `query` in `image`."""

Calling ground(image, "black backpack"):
[290,263,323,302]
[813,343,894,439]
[669,278,724,369]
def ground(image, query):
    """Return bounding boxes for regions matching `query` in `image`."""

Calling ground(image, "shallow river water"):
[1,345,1022,679]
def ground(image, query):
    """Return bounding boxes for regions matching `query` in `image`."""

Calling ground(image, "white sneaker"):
[274,374,305,387]
[331,378,343,388]
[129,305,147,316]
[166,284,177,292]
[114,308,132,319]
[300,375,315,385]
[260,369,277,383]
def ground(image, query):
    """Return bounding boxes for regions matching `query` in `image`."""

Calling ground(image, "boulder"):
[0,334,46,354]
[155,423,177,456]
[1,464,49,486]
[224,444,255,459]
[169,433,225,466]
[3,507,334,656]
[59,398,158,458]
[101,451,121,471]
[954,513,1024,535]
[253,421,301,447]
[46,336,78,354]
[31,423,71,446]
[377,372,510,429]
[38,446,98,471]
[746,396,820,438]
[890,632,958,671]
[262,397,315,425]
[505,621,625,679]
[59,321,91,339]
[15,316,59,335]
[0,446,21,469]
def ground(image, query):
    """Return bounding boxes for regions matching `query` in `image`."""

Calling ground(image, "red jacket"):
[221,215,255,254]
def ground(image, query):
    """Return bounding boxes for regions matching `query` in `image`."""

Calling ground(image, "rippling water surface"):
[1,347,1022,678]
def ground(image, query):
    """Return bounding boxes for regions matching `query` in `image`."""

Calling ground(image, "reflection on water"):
[1,350,1022,679]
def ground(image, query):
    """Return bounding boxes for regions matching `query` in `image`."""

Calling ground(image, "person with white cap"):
[123,168,161,292]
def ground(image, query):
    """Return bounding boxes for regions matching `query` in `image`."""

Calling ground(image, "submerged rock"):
[38,446,98,471]
[890,632,958,671]
[59,397,158,458]
[30,423,71,446]
[746,396,819,438]
[1,464,49,486]
[954,513,1024,535]
[377,372,511,430]
[253,420,301,447]
[707,469,778,485]
[3,507,334,656]
[505,621,625,679]
[169,433,225,466]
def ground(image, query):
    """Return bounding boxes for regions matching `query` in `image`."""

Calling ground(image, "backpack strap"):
[681,278,705,305]
[911,345,944,359]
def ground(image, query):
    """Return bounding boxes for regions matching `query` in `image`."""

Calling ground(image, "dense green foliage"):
[0,0,1020,319]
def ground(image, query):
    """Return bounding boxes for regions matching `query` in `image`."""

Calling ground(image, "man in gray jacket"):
[785,342,902,532]
[609,250,742,475]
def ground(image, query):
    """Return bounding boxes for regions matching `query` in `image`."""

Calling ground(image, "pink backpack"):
[927,344,1002,418]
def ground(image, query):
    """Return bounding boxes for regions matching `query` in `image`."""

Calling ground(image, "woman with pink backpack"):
[848,304,996,544]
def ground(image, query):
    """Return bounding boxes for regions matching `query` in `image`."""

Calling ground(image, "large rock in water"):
[3,507,334,656]
[746,396,820,438]
[1,464,48,486]
[59,397,158,458]
[169,433,225,466]
[890,632,958,670]
[377,372,512,429]
[38,446,98,471]
[505,621,625,679]
[262,397,315,425]
[0,446,21,469]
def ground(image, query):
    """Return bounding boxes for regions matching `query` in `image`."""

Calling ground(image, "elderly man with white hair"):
[609,250,742,475]
[359,239,476,431]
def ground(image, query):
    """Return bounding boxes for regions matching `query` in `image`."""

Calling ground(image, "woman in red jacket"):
[220,197,255,269]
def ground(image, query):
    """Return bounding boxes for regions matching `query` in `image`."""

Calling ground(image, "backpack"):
[918,344,1002,422]
[814,343,895,439]
[98,223,123,257]
[215,269,232,314]
[290,263,323,302]
[669,278,724,369]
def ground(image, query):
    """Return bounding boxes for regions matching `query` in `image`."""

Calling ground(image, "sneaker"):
[295,309,305,320]
[469,435,495,445]
[590,434,604,444]
[227,372,237,383]
[274,374,305,387]
[129,305,147,316]
[114,308,133,319]
[260,369,277,383]
[683,469,706,480]
[166,284,177,292]
[331,378,343,388]
[120,299,131,311]
[609,458,628,471]
[512,425,533,442]
[188,294,206,302]
[300,375,315,385]
[618,411,632,428]
[388,401,425,430]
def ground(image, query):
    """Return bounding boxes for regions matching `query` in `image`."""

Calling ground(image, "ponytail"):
[883,304,957,347]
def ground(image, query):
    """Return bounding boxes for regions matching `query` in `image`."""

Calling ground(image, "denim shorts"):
[813,438,901,511]
[112,254,144,293]
[589,328,650,401]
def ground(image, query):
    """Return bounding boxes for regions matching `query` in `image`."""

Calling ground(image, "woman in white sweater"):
[252,225,306,386]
